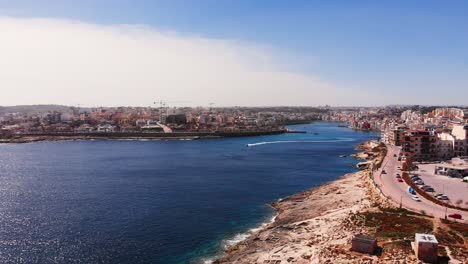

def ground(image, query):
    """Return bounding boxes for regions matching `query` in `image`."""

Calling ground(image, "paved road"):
[157,122,173,133]
[373,145,467,223]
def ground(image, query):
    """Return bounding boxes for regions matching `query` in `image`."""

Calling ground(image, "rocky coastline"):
[213,141,467,263]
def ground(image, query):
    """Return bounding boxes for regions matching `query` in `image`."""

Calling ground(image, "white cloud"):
[0,16,375,107]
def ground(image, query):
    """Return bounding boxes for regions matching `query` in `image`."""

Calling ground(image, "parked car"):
[411,195,421,202]
[424,187,435,192]
[382,170,387,174]
[448,213,462,219]
[393,154,397,157]
[415,180,424,185]
[397,178,403,182]
[396,175,401,178]
[437,195,449,200]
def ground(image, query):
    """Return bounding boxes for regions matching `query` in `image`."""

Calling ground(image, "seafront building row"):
[1,105,467,165]
[0,106,323,136]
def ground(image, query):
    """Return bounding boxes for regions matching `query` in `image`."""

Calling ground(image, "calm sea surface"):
[0,122,376,263]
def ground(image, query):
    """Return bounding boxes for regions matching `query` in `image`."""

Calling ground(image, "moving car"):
[397,178,403,182]
[411,195,421,202]
[448,213,462,219]
[382,170,387,174]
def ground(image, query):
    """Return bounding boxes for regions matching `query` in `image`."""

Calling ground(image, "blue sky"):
[1,1,467,106]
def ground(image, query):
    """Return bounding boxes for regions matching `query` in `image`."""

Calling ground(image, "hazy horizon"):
[1,1,467,106]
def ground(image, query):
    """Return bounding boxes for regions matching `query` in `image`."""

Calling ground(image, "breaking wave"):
[201,214,277,264]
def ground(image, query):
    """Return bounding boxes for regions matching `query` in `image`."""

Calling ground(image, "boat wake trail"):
[246,138,355,147]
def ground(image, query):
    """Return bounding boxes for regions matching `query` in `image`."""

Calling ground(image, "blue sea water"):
[0,122,376,263]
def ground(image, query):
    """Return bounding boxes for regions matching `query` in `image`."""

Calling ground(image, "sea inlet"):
[0,122,376,263]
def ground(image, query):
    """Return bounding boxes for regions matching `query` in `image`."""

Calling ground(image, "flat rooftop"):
[415,233,438,244]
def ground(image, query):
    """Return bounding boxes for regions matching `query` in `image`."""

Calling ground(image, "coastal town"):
[0,105,322,135]
[215,106,468,264]
[1,104,467,263]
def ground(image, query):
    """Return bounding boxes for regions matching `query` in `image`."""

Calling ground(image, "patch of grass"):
[441,219,468,239]
[380,207,427,217]
[361,211,433,239]
[435,227,464,245]
[448,246,468,262]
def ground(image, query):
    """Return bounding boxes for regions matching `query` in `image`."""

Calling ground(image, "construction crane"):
[153,100,191,122]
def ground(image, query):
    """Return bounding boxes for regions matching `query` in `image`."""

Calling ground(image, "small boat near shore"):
[339,155,347,158]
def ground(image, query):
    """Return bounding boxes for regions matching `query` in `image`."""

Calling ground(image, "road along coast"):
[214,141,468,263]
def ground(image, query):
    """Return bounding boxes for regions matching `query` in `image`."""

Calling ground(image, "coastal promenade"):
[374,145,467,222]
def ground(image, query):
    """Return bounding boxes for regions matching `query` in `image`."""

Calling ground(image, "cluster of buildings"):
[321,106,468,172]
[381,108,468,162]
[0,106,322,136]
[2,105,467,166]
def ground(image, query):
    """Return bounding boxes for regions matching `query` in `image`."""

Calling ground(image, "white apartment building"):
[436,133,455,160]
[452,124,468,156]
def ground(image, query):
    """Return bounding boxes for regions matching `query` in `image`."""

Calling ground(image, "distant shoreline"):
[0,130,287,144]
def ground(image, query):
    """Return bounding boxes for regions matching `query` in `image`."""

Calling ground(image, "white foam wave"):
[246,138,355,147]
[201,214,277,264]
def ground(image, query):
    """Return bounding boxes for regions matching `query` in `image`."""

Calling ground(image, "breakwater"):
[5,130,286,140]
